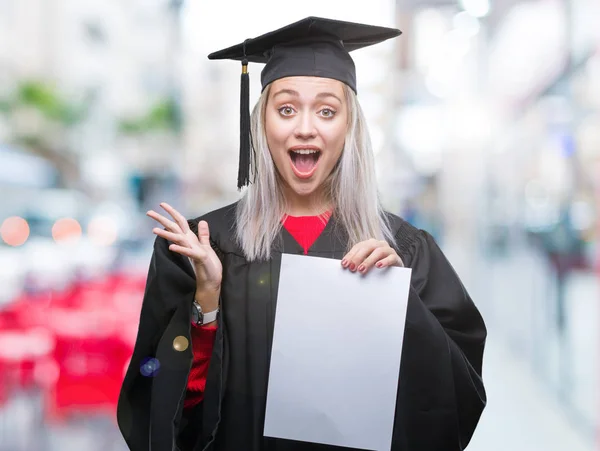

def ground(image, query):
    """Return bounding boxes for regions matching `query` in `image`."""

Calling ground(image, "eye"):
[278,106,295,116]
[319,108,337,118]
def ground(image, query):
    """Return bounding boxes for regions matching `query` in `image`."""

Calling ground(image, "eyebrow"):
[272,89,343,104]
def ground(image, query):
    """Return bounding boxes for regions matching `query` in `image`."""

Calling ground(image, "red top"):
[183,323,218,410]
[281,211,331,255]
[183,212,331,410]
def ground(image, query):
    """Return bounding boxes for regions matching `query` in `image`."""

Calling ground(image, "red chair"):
[0,326,55,400]
[44,299,142,422]
[0,271,146,423]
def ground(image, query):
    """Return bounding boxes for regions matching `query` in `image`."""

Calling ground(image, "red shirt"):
[280,211,331,254]
[183,212,331,410]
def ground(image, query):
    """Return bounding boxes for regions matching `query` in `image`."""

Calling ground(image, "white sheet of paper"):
[264,253,412,451]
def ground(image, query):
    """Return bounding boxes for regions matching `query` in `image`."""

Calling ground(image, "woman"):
[117,17,486,451]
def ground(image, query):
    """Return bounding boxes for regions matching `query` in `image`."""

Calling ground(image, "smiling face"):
[264,76,348,211]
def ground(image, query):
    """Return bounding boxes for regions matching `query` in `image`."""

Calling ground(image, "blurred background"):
[0,0,598,449]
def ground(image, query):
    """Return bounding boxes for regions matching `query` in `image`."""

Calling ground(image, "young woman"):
[117,17,487,451]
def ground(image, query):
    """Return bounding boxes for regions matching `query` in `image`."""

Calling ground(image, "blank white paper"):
[263,253,412,451]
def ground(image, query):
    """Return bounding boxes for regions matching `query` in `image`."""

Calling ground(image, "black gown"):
[117,202,486,451]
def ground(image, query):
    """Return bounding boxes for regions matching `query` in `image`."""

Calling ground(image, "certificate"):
[264,253,412,451]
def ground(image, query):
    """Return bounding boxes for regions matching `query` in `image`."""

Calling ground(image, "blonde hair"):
[234,82,398,262]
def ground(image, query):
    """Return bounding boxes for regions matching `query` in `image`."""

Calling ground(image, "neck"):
[283,186,331,217]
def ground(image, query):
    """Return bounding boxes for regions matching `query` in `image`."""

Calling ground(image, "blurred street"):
[448,237,598,451]
[469,336,592,451]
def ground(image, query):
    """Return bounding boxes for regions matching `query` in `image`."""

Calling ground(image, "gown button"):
[173,336,189,352]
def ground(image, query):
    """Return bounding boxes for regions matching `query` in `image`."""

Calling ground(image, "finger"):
[342,240,377,269]
[348,240,381,271]
[167,243,196,258]
[168,243,207,260]
[358,247,392,273]
[197,220,211,246]
[152,228,185,245]
[147,210,180,232]
[375,253,402,269]
[341,243,361,268]
[160,202,190,233]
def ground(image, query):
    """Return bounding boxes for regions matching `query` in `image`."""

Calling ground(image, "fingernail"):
[341,259,347,267]
[350,263,356,271]
[358,265,365,272]
[376,262,382,268]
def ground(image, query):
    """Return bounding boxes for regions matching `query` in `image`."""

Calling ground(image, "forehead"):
[268,76,345,99]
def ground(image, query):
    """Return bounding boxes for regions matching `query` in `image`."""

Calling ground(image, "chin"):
[290,184,319,197]
[286,177,321,196]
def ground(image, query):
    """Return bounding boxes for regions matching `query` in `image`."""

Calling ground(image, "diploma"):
[264,253,412,451]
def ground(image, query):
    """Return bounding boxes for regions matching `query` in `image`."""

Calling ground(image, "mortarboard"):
[208,17,402,189]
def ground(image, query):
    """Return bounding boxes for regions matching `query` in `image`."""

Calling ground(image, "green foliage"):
[16,135,44,149]
[118,97,180,135]
[0,80,87,126]
[0,98,10,113]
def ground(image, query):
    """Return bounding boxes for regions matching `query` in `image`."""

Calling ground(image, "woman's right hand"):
[147,202,223,295]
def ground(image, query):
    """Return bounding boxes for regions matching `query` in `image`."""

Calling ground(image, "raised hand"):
[147,202,223,295]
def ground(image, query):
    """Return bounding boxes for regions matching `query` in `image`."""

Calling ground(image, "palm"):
[147,203,223,292]
[185,228,223,290]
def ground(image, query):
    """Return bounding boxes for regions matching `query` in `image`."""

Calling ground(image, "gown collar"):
[276,211,348,256]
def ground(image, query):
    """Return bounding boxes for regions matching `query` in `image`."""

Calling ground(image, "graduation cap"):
[208,17,402,189]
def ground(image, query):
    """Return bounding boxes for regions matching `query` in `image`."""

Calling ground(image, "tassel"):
[238,58,251,189]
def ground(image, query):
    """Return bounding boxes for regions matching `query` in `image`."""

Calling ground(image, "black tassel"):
[238,58,251,189]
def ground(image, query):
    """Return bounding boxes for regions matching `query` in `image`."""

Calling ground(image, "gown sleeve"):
[116,234,196,451]
[407,229,487,448]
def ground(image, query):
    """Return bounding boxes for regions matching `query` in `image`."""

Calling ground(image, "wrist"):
[194,287,220,311]
[191,298,219,326]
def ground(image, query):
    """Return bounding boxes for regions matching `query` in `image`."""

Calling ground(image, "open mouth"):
[288,149,322,176]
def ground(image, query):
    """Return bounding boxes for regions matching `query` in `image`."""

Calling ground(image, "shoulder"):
[383,211,448,272]
[384,211,462,294]
[187,201,241,257]
[382,211,425,264]
[188,201,238,233]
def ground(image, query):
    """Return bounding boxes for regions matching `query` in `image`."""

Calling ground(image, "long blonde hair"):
[234,82,397,261]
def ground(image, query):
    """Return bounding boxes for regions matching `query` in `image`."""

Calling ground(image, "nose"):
[294,112,317,140]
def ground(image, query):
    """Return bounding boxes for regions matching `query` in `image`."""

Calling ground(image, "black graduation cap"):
[207,17,402,189]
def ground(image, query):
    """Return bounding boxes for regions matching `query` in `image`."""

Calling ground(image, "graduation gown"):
[117,202,486,451]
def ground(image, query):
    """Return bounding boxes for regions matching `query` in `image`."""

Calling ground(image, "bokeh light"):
[140,357,161,377]
[0,216,30,246]
[52,218,83,243]
[87,216,118,246]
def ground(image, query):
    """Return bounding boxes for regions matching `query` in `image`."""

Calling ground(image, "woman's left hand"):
[341,239,402,274]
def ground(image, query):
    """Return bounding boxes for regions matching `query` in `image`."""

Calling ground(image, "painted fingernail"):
[376,262,383,268]
[349,263,356,271]
[358,265,365,272]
